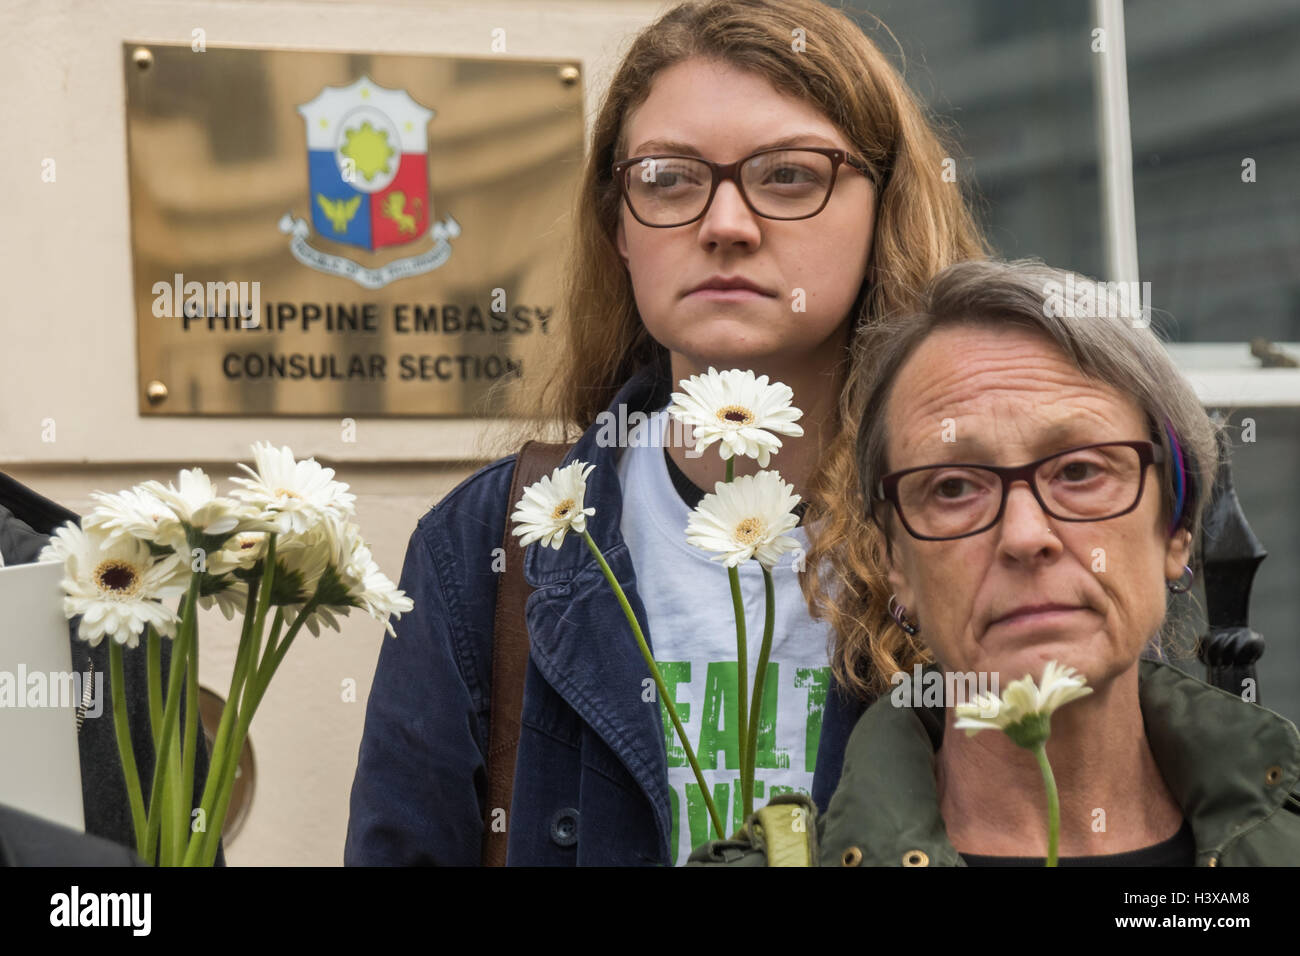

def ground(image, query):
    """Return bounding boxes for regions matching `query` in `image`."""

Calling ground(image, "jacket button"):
[550,808,579,847]
[841,846,863,867]
[1265,765,1282,785]
[902,849,929,867]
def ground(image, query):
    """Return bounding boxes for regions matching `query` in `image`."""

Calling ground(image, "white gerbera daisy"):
[140,467,276,550]
[39,522,188,647]
[954,660,1093,748]
[685,471,802,569]
[269,521,410,638]
[265,523,337,607]
[510,461,597,550]
[84,485,182,549]
[341,540,413,637]
[667,367,804,468]
[228,442,357,535]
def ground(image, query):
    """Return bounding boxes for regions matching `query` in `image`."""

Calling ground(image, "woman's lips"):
[990,605,1087,630]
[685,288,772,301]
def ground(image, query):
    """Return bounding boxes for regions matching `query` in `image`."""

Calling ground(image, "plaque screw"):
[145,380,169,404]
[558,64,580,86]
[132,47,154,70]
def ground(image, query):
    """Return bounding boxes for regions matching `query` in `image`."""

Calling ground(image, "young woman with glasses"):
[346,0,987,866]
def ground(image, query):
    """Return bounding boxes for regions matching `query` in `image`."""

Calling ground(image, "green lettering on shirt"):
[697,661,740,771]
[657,661,692,767]
[752,661,789,770]
[795,667,831,772]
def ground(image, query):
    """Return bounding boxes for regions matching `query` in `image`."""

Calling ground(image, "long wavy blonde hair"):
[501,0,989,701]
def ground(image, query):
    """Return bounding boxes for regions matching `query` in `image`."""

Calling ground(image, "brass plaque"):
[124,43,584,416]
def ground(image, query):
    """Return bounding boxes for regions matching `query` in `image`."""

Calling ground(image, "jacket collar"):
[819,658,1300,866]
[523,355,672,589]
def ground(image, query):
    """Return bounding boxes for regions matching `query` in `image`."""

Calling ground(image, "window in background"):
[856,0,1102,274]
[1125,0,1300,344]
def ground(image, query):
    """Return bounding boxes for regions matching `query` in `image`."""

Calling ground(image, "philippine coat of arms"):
[278,75,460,289]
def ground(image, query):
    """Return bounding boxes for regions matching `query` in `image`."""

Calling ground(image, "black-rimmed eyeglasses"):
[612,147,877,228]
[873,441,1166,542]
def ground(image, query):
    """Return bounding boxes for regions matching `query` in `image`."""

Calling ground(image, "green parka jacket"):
[687,659,1300,867]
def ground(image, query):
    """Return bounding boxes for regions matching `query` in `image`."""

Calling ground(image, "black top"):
[662,446,808,525]
[961,818,1197,867]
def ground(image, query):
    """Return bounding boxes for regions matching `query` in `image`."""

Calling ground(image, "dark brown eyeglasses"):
[874,441,1166,541]
[612,147,877,228]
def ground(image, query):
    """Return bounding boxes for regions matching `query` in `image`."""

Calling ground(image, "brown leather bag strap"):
[482,439,574,866]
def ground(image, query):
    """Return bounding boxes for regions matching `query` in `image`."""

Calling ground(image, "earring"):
[888,593,920,636]
[1167,564,1193,594]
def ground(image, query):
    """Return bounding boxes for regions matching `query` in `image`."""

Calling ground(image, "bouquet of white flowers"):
[39,442,413,866]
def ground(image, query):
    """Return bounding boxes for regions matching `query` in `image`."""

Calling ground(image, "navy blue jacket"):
[344,358,868,865]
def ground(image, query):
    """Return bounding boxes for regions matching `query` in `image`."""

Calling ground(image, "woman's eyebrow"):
[928,424,1111,462]
[630,133,841,155]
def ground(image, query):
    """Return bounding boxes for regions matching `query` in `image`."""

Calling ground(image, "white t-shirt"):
[616,407,834,865]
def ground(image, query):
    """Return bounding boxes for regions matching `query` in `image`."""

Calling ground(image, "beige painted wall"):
[2,0,666,864]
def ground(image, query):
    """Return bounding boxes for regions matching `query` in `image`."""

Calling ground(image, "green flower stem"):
[744,566,776,819]
[258,608,289,676]
[249,536,279,669]
[1034,742,1060,867]
[108,640,148,858]
[263,607,306,680]
[165,587,202,864]
[177,617,200,862]
[182,577,262,866]
[163,703,184,864]
[728,566,749,819]
[723,456,749,824]
[189,536,276,864]
[147,627,162,751]
[199,597,316,866]
[263,608,285,668]
[581,529,725,840]
[143,573,200,865]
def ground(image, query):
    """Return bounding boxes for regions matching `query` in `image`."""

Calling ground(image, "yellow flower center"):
[552,498,576,521]
[734,516,765,544]
[95,559,140,595]
[716,405,755,426]
[275,487,303,500]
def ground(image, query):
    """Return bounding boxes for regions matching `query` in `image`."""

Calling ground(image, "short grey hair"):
[853,258,1221,559]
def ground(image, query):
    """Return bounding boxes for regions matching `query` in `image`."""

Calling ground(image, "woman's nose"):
[697,180,762,246]
[996,481,1061,557]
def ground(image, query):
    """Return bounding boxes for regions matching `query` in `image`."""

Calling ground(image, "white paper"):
[0,559,86,832]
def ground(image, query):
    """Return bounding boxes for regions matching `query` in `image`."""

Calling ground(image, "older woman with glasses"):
[689,258,1300,867]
